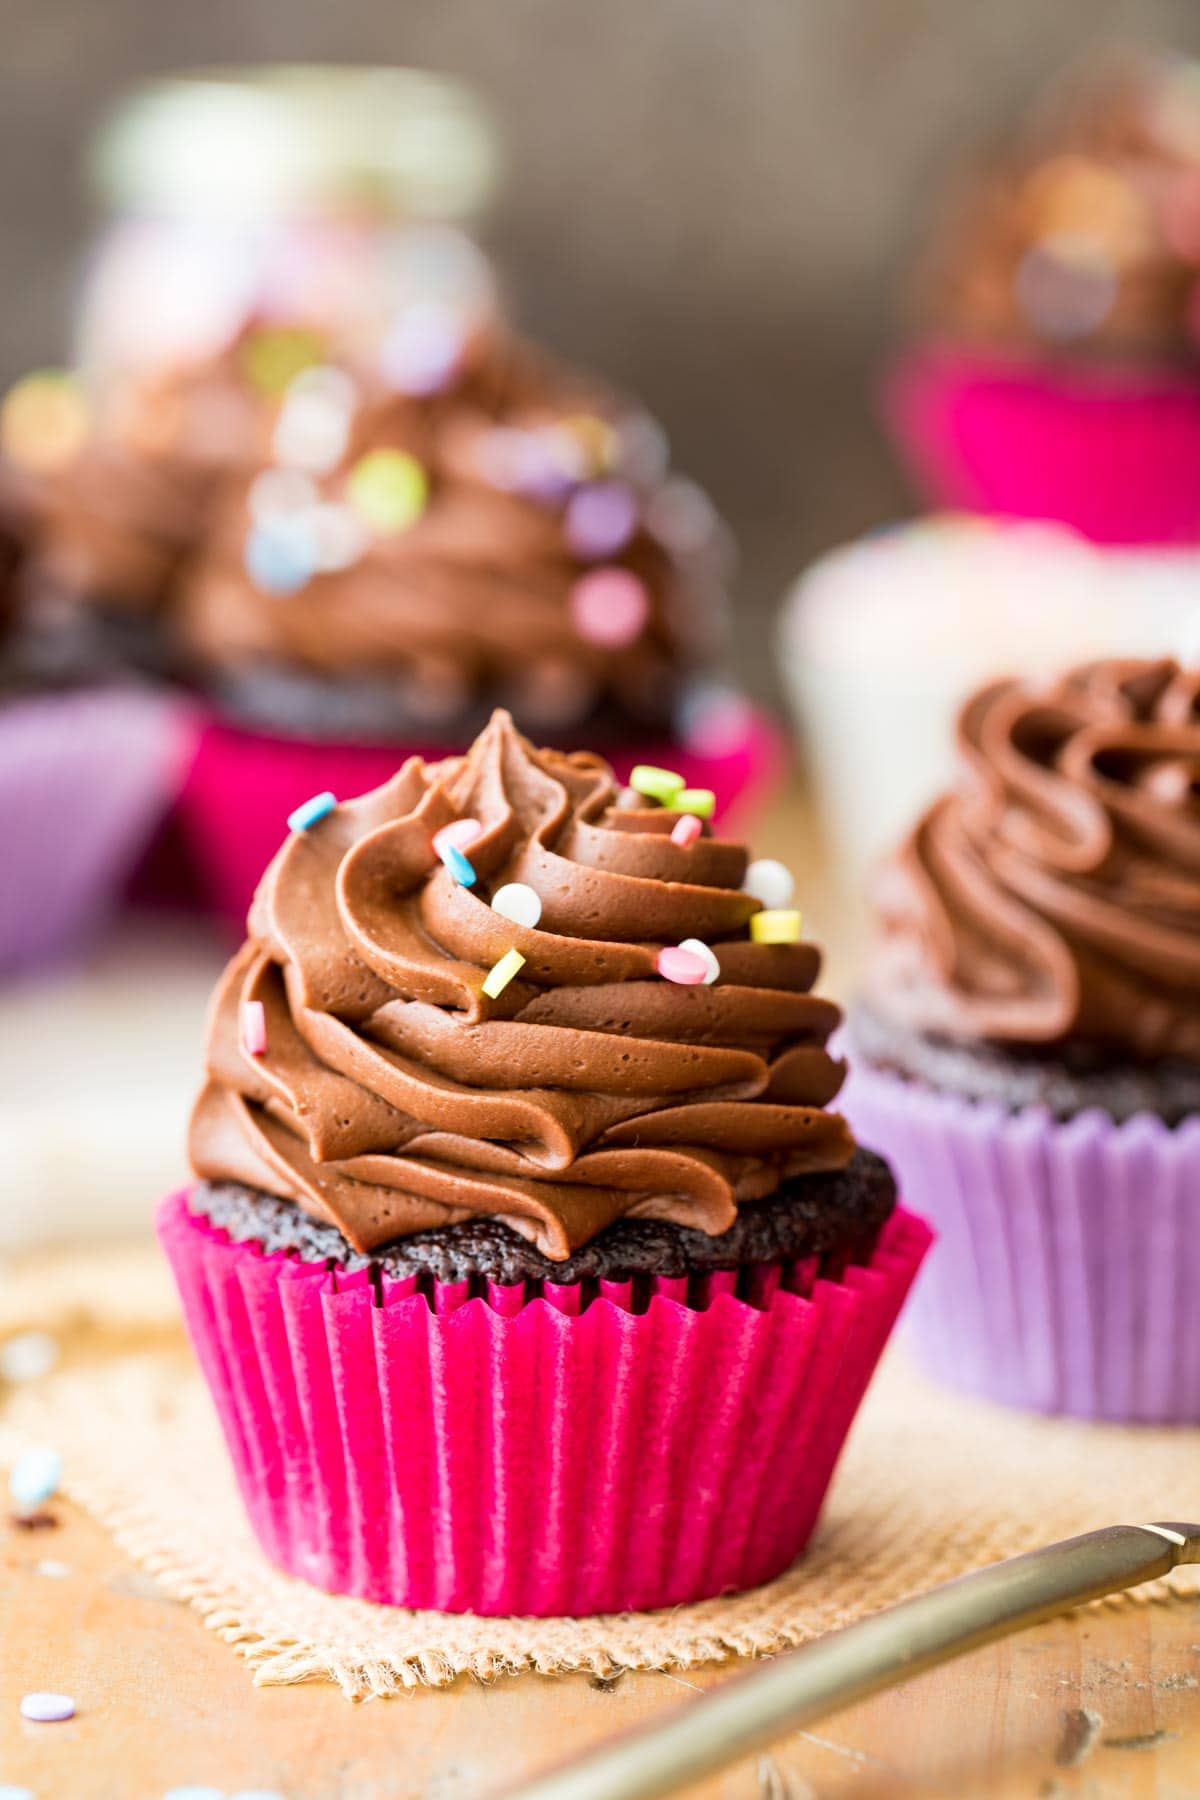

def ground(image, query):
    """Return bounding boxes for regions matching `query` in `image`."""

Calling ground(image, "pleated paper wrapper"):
[158,1190,931,1617]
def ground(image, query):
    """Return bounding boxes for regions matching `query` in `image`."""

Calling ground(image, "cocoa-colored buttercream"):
[916,55,1200,360]
[190,711,853,1257]
[866,659,1200,1061]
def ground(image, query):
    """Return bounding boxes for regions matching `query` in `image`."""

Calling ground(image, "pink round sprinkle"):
[670,814,703,848]
[656,945,709,985]
[21,1692,74,1722]
[240,999,267,1058]
[568,568,649,648]
[433,818,482,857]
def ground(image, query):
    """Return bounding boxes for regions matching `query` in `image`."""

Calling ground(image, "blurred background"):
[3,0,1199,705]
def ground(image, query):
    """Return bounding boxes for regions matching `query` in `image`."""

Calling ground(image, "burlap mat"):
[1,1240,1197,1698]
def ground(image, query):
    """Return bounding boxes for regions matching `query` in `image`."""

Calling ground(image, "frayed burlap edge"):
[2,1245,1198,1698]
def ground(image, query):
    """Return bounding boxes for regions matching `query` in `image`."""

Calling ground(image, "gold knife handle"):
[507,1523,1200,1800]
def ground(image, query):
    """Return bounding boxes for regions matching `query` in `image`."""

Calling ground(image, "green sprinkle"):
[674,787,715,819]
[630,764,685,804]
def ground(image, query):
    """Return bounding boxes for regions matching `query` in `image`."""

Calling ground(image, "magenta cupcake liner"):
[0,688,191,974]
[171,705,787,931]
[883,344,1200,544]
[841,1060,1200,1422]
[157,1189,930,1616]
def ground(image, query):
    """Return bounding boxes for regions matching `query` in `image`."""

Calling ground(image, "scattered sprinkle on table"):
[240,1000,267,1058]
[674,787,715,820]
[0,1783,36,1800]
[438,842,477,887]
[670,813,703,848]
[482,949,526,998]
[10,1447,61,1511]
[656,945,711,986]
[20,1692,74,1723]
[490,883,542,929]
[432,818,482,857]
[678,938,720,985]
[629,765,684,805]
[742,858,795,909]
[34,1559,71,1578]
[0,1331,57,1384]
[287,791,336,834]
[749,909,803,945]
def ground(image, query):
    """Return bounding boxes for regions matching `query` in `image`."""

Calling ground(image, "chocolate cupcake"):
[842,657,1200,1421]
[886,52,1200,542]
[158,710,929,1615]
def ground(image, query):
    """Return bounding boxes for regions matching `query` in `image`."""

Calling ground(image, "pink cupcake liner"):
[170,705,787,931]
[157,1189,930,1616]
[883,344,1200,544]
[0,688,191,974]
[841,1059,1200,1423]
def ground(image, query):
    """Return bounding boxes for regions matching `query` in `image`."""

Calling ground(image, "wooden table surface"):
[3,784,1200,1798]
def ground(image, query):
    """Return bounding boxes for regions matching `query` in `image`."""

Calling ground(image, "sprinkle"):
[229,1791,289,1799]
[10,1510,58,1531]
[308,502,369,572]
[162,1790,225,1800]
[568,568,649,648]
[564,481,638,560]
[749,909,802,945]
[742,859,795,909]
[630,765,685,805]
[346,449,428,534]
[0,1331,57,1384]
[287,791,336,833]
[240,1000,267,1058]
[273,382,352,474]
[674,787,715,820]
[34,1560,71,1578]
[476,426,578,500]
[491,882,542,929]
[20,1691,74,1722]
[244,515,318,596]
[656,945,710,985]
[678,938,720,985]
[241,326,325,395]
[644,476,718,555]
[10,1448,61,1511]
[670,814,703,848]
[616,412,670,485]
[676,681,755,756]
[381,302,466,395]
[565,412,618,474]
[438,842,477,887]
[0,1784,35,1799]
[0,371,89,472]
[482,948,526,998]
[248,468,319,523]
[432,818,482,857]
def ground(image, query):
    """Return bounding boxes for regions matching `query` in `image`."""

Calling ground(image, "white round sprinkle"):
[21,1691,74,1722]
[10,1446,61,1510]
[0,1330,57,1383]
[678,938,720,985]
[248,467,318,524]
[0,1784,35,1800]
[490,883,543,930]
[742,858,795,910]
[35,1560,71,1579]
[231,1791,289,1800]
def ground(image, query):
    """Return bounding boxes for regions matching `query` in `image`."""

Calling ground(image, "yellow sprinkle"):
[674,787,715,820]
[630,764,685,804]
[567,412,618,472]
[346,449,429,534]
[482,948,526,998]
[1,371,89,472]
[241,327,325,396]
[749,909,803,945]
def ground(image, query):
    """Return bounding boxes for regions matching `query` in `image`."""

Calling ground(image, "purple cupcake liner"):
[0,688,192,974]
[840,1059,1200,1422]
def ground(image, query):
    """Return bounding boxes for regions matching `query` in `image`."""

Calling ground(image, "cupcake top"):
[865,657,1200,1064]
[5,307,728,738]
[915,54,1200,362]
[190,710,853,1259]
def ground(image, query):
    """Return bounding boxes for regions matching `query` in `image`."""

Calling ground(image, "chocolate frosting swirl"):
[866,659,1200,1062]
[914,55,1200,361]
[190,711,853,1257]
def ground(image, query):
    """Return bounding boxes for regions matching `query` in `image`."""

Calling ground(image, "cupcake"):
[157,710,929,1614]
[0,484,188,974]
[9,312,776,923]
[886,53,1200,542]
[840,657,1200,1423]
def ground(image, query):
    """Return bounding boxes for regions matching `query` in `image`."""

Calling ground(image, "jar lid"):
[91,65,500,222]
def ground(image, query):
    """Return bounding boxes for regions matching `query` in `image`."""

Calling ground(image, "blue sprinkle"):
[287,791,336,834]
[438,842,477,887]
[10,1446,61,1510]
[244,517,316,595]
